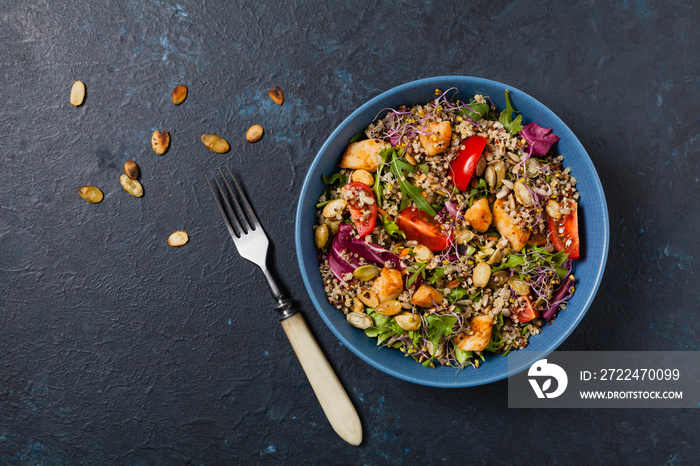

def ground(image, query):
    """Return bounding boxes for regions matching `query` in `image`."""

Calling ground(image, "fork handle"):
[280,312,363,446]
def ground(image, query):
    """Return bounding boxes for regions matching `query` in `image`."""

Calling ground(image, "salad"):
[314,88,580,369]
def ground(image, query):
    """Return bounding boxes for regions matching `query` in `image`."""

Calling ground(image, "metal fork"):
[206,167,362,446]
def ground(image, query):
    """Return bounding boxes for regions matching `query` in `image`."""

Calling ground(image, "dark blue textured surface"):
[1,0,698,464]
[296,76,609,387]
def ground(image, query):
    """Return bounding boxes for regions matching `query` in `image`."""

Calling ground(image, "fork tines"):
[206,167,260,238]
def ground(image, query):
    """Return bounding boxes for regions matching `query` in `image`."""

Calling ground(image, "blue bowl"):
[295,76,609,387]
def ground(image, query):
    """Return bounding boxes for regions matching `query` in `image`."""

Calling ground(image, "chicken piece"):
[492,198,530,252]
[411,284,444,308]
[339,139,390,172]
[454,315,494,352]
[464,198,492,233]
[419,121,452,156]
[371,267,403,303]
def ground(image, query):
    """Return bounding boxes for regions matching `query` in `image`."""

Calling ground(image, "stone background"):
[0,0,698,463]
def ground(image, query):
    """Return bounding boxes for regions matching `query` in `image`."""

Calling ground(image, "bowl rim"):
[295,76,609,387]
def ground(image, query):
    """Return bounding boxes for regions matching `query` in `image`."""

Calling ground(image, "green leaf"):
[467,178,488,207]
[460,100,490,122]
[406,263,426,288]
[382,217,406,239]
[373,149,392,208]
[348,128,366,143]
[322,172,347,186]
[427,267,445,284]
[498,90,523,135]
[425,314,458,347]
[492,254,526,271]
[418,163,430,174]
[389,152,437,217]
[445,287,469,303]
[454,348,473,364]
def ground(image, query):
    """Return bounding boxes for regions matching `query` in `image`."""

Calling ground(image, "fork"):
[206,167,362,446]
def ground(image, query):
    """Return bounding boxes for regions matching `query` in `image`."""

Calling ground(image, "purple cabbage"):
[542,275,575,321]
[327,224,403,280]
[520,122,560,156]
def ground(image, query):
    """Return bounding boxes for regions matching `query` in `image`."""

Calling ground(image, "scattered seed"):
[124,160,140,180]
[346,312,372,329]
[201,134,230,153]
[120,174,143,197]
[151,130,170,155]
[171,85,187,105]
[168,230,189,247]
[357,289,380,308]
[472,262,492,288]
[353,265,380,281]
[78,186,103,203]
[267,86,284,105]
[70,81,86,107]
[315,224,329,249]
[246,125,264,143]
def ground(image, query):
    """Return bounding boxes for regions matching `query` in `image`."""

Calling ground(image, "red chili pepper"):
[449,135,488,191]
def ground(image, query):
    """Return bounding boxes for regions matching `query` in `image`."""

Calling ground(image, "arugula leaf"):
[389,152,437,217]
[406,263,426,287]
[485,312,505,352]
[322,172,347,186]
[427,267,445,284]
[348,128,366,143]
[373,148,392,208]
[382,217,406,239]
[467,178,489,207]
[445,287,469,303]
[492,253,526,272]
[418,163,430,174]
[460,100,490,122]
[499,90,523,135]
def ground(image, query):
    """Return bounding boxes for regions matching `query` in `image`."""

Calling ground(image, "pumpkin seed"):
[394,311,421,331]
[508,276,530,296]
[413,245,434,263]
[246,125,264,143]
[124,160,140,180]
[375,300,403,316]
[357,289,380,308]
[77,186,103,203]
[267,86,284,106]
[493,161,506,188]
[475,156,486,177]
[525,158,541,178]
[70,80,85,106]
[321,198,346,218]
[201,134,230,153]
[455,229,474,245]
[323,216,341,234]
[171,85,187,105]
[346,312,372,329]
[472,262,491,288]
[487,249,502,265]
[168,230,189,247]
[353,265,380,281]
[351,169,374,186]
[488,270,509,289]
[120,174,143,197]
[314,224,329,249]
[151,130,170,155]
[351,298,365,313]
[484,165,496,188]
[514,180,534,206]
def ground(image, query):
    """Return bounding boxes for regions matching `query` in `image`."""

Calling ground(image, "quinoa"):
[315,88,580,369]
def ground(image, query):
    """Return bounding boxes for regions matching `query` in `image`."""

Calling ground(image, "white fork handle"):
[280,313,362,446]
